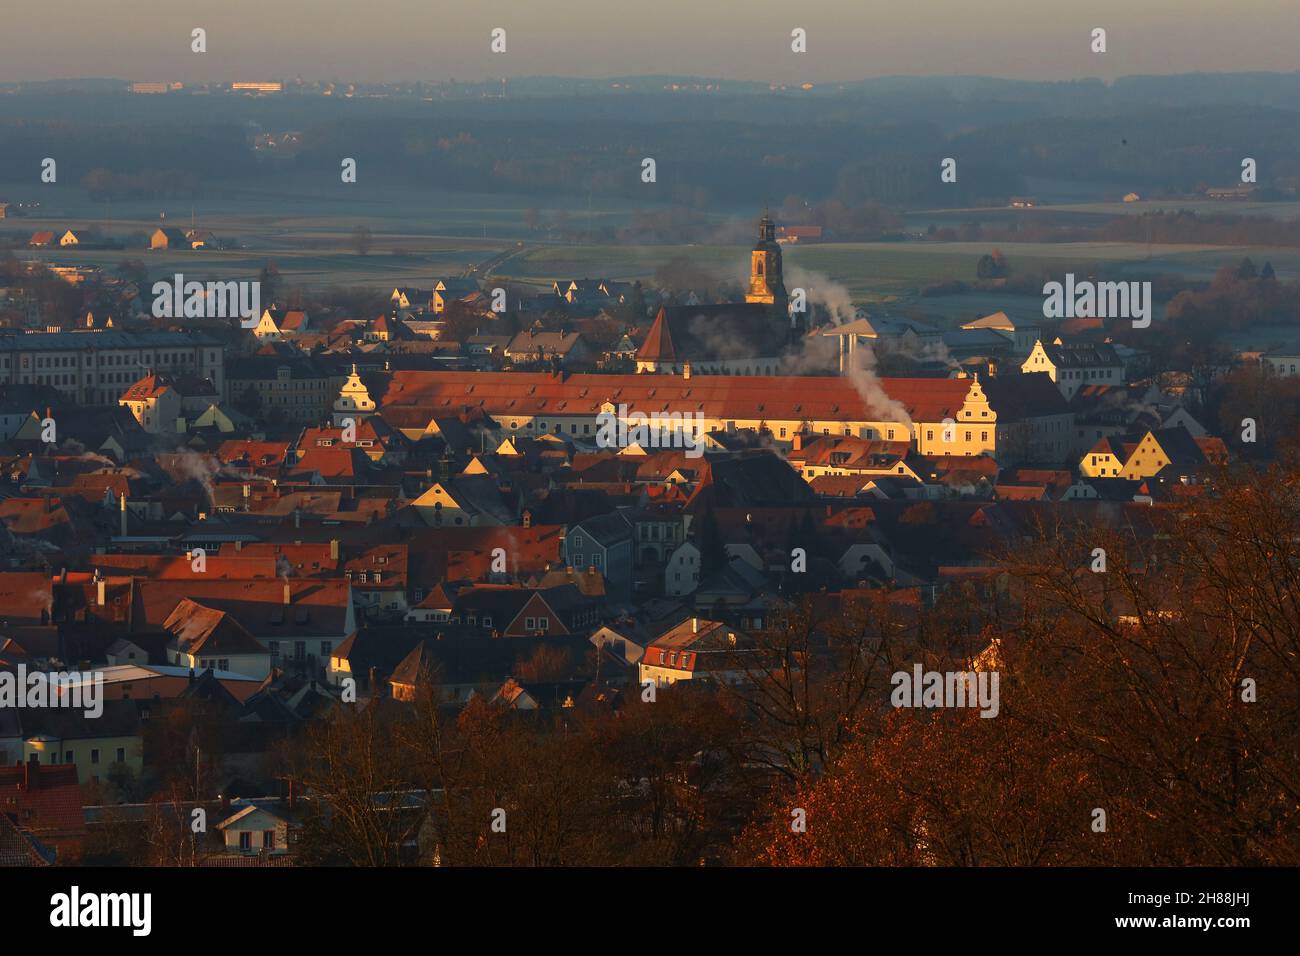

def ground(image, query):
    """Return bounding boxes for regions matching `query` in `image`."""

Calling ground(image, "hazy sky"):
[3,0,1299,84]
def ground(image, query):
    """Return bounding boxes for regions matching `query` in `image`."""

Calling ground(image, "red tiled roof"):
[637,307,677,363]
[0,572,53,623]
[91,554,279,580]
[0,497,75,535]
[218,441,291,468]
[138,579,352,638]
[286,447,363,481]
[120,372,174,402]
[165,598,269,656]
[0,764,86,838]
[375,369,975,425]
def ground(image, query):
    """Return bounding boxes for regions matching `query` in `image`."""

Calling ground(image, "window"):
[263,830,275,849]
[524,616,536,630]
[91,749,100,764]
[116,748,125,763]
[239,832,252,850]
[537,618,549,632]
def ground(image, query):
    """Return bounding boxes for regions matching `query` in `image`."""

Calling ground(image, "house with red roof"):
[164,597,274,679]
[0,761,87,863]
[119,371,182,435]
[638,616,757,687]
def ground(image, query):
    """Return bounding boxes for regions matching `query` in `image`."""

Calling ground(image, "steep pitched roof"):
[637,307,677,363]
[164,598,270,657]
[0,811,55,866]
[0,764,86,839]
[119,372,175,402]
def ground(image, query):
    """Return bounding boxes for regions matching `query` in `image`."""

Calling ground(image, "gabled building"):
[1118,427,1227,481]
[505,329,591,365]
[119,371,182,435]
[215,800,296,857]
[432,278,481,315]
[164,597,273,680]
[635,304,790,376]
[638,617,755,687]
[959,311,1041,355]
[252,309,310,340]
[563,511,634,597]
[1022,339,1124,399]
[149,227,190,250]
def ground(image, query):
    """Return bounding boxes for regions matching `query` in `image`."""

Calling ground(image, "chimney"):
[329,539,339,560]
[243,484,251,498]
[97,577,106,607]
[119,494,128,537]
[283,583,291,606]
[682,360,691,380]
[692,617,698,634]
[522,510,531,529]
[235,540,243,552]
[24,754,38,790]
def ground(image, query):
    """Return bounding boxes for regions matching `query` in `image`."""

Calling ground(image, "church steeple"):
[746,210,787,314]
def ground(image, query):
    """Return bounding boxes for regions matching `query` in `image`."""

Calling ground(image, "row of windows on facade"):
[238,830,277,850]
[264,641,333,659]
[250,380,328,390]
[4,351,215,370]
[426,613,562,631]
[638,524,681,540]
[38,747,127,766]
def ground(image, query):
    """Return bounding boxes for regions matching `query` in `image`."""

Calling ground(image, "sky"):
[2,0,1299,84]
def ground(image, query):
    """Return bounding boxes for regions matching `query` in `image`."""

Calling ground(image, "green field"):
[9,179,1300,300]
[502,240,1300,301]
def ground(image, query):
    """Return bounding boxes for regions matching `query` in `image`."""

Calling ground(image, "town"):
[1,201,1294,868]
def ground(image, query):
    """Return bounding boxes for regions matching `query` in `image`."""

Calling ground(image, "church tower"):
[745,211,788,315]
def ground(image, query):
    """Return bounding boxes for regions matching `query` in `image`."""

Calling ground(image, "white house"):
[664,541,700,597]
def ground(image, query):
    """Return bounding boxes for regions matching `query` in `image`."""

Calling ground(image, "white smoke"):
[58,438,115,466]
[166,448,220,505]
[781,266,913,427]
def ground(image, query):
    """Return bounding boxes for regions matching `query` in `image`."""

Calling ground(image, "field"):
[7,180,1300,310]
[501,239,1300,302]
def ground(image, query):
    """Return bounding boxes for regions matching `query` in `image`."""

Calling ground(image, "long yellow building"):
[330,367,1067,462]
